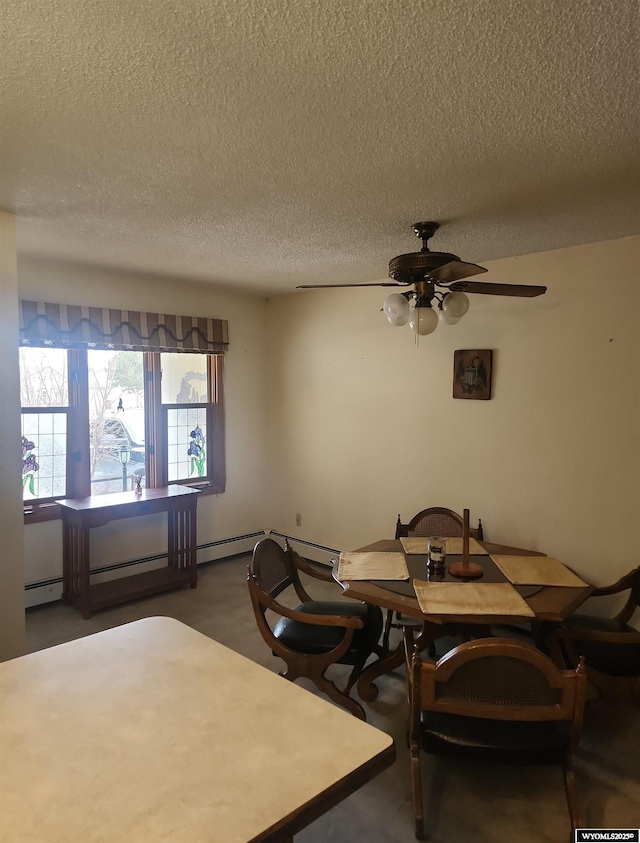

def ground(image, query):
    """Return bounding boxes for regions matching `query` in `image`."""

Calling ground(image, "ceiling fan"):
[297,222,547,335]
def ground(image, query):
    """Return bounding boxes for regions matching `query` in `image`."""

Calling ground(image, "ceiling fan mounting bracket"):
[412,221,440,250]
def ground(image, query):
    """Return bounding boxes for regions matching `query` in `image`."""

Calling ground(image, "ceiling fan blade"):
[428,260,488,283]
[450,281,547,297]
[297,281,403,289]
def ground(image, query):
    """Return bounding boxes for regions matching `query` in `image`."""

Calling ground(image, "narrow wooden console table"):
[58,485,199,618]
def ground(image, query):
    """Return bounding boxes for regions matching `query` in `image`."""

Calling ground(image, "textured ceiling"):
[1,0,639,297]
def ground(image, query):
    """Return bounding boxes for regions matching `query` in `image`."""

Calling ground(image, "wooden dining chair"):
[544,566,640,708]
[395,506,484,540]
[406,636,587,839]
[247,537,384,720]
[382,507,484,652]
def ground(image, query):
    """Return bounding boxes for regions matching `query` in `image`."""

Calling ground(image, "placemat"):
[337,552,410,581]
[443,536,488,556]
[490,555,588,587]
[413,580,535,617]
[400,536,488,556]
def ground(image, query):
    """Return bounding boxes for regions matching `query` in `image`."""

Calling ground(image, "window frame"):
[22,349,225,523]
[147,352,226,494]
[21,406,71,510]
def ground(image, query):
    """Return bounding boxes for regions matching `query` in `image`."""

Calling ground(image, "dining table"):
[0,616,395,842]
[334,537,594,702]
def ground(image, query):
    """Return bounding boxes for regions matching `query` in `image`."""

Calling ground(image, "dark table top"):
[336,538,593,625]
[56,484,199,512]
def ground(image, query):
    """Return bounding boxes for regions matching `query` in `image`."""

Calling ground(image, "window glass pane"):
[160,353,208,404]
[19,348,68,407]
[19,347,223,512]
[88,350,146,495]
[167,407,207,482]
[22,413,67,500]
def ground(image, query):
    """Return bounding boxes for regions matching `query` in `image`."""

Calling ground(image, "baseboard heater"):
[25,531,267,608]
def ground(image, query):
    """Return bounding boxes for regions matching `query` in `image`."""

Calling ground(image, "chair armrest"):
[591,567,640,597]
[292,551,335,583]
[257,588,365,629]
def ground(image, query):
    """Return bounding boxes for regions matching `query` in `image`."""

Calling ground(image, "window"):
[88,350,146,495]
[20,348,70,512]
[20,348,225,521]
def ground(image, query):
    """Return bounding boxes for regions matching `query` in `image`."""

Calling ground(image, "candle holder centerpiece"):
[448,508,484,579]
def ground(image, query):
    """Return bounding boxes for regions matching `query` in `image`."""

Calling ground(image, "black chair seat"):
[563,614,640,677]
[274,601,383,664]
[420,711,568,765]
[248,538,384,720]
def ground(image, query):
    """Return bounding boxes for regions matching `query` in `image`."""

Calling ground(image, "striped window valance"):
[19,301,229,353]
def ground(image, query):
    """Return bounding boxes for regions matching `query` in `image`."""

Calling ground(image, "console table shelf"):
[57,485,199,618]
[87,568,192,612]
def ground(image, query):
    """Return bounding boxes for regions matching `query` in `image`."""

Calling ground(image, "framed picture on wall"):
[453,349,492,400]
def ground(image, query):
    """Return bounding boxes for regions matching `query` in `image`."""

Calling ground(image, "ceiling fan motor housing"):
[388,250,462,284]
[297,220,545,297]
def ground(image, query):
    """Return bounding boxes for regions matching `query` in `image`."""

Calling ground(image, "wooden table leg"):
[168,509,177,569]
[357,622,443,701]
[168,504,198,588]
[61,520,71,604]
[79,525,91,619]
[357,644,405,701]
[187,502,197,588]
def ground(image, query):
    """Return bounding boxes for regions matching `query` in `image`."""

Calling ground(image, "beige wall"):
[266,236,640,586]
[0,212,26,659]
[18,258,269,595]
[11,234,640,611]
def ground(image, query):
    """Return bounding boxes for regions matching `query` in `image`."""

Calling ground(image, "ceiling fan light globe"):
[438,308,461,326]
[382,293,410,326]
[442,291,470,319]
[409,306,438,336]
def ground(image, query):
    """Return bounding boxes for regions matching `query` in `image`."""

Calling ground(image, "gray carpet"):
[26,555,640,841]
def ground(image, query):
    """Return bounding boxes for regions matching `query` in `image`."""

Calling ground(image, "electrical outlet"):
[295,513,302,527]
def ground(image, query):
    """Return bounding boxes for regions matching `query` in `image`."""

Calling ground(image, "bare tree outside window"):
[19,348,68,408]
[88,351,145,493]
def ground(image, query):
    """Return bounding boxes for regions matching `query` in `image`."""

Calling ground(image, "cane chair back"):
[395,506,483,540]
[406,637,587,839]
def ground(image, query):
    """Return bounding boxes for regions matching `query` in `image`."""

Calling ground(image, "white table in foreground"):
[0,617,394,843]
